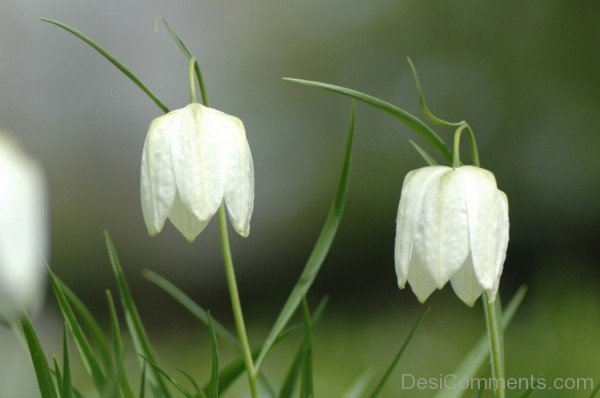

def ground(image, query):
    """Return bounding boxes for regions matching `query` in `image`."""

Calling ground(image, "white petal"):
[219,115,254,237]
[407,251,438,303]
[168,193,209,242]
[0,137,47,318]
[450,254,484,306]
[488,190,509,301]
[456,166,501,290]
[171,104,223,223]
[395,166,449,288]
[414,168,470,288]
[141,113,177,236]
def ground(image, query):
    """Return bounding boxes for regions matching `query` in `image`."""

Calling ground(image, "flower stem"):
[188,57,198,103]
[217,204,259,398]
[483,294,505,398]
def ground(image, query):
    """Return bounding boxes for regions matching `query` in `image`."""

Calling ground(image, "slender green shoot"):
[107,290,135,398]
[21,315,58,398]
[207,313,220,398]
[483,295,505,398]
[39,18,169,113]
[406,57,464,128]
[256,103,356,372]
[284,78,451,162]
[368,307,430,398]
[409,140,439,165]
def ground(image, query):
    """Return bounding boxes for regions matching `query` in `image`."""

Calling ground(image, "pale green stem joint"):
[188,57,198,104]
[217,205,259,398]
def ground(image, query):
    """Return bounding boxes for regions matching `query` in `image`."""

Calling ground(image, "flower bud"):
[395,165,509,306]
[141,103,254,242]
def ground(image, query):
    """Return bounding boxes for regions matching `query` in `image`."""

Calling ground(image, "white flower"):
[141,103,254,242]
[394,165,509,306]
[0,133,48,322]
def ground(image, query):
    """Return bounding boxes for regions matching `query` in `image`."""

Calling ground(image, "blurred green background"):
[1,0,599,396]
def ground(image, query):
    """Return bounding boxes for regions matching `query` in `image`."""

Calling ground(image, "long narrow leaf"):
[256,104,356,371]
[156,17,208,105]
[141,356,193,398]
[434,286,528,398]
[107,290,135,398]
[59,280,112,372]
[590,383,600,398]
[21,316,59,398]
[62,327,74,398]
[48,270,106,393]
[104,232,171,397]
[368,307,430,398]
[143,270,239,350]
[284,78,451,162]
[207,313,219,398]
[39,18,169,113]
[299,299,314,398]
[342,370,375,398]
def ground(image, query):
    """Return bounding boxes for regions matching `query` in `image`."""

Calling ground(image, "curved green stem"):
[452,123,480,168]
[483,295,505,398]
[217,205,259,398]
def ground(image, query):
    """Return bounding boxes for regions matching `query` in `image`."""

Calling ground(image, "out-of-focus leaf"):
[21,316,58,398]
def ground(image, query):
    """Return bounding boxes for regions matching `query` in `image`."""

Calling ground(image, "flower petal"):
[0,137,47,318]
[220,116,254,237]
[488,190,509,301]
[395,166,449,288]
[141,113,177,236]
[407,251,438,303]
[456,166,501,290]
[450,254,484,306]
[168,193,209,242]
[170,104,223,223]
[414,168,470,288]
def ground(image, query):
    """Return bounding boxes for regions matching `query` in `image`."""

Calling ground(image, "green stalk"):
[483,295,505,398]
[217,205,259,398]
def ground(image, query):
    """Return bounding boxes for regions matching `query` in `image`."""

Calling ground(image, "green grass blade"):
[279,297,328,398]
[255,103,356,372]
[59,280,112,373]
[156,16,208,106]
[284,78,451,162]
[21,316,59,398]
[53,357,63,396]
[368,307,430,398]
[48,270,107,393]
[107,290,135,398]
[300,299,314,398]
[143,270,239,351]
[409,140,439,166]
[589,383,600,398]
[39,18,169,113]
[342,370,375,398]
[434,286,528,398]
[207,313,219,398]
[176,370,201,396]
[104,232,171,397]
[139,363,147,398]
[141,356,193,397]
[62,327,74,398]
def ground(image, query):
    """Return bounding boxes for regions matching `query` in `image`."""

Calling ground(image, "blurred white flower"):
[395,165,509,306]
[141,103,254,242]
[0,133,48,322]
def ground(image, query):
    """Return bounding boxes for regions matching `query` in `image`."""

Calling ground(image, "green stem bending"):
[483,295,505,398]
[217,205,259,398]
[452,123,480,168]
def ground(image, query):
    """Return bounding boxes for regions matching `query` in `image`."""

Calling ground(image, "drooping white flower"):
[0,133,48,322]
[141,103,254,242]
[394,165,509,306]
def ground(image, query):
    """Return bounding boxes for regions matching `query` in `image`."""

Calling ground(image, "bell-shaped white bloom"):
[141,103,254,242]
[395,165,509,306]
[0,133,48,322]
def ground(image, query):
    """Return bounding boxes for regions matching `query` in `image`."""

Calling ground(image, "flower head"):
[0,133,48,322]
[141,103,254,242]
[395,165,509,306]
